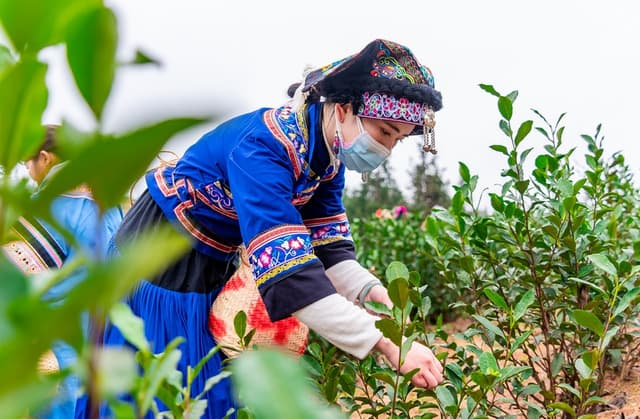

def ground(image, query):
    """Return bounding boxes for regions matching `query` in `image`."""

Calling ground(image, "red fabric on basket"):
[209,256,308,357]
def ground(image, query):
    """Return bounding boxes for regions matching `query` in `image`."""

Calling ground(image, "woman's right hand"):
[374,337,444,389]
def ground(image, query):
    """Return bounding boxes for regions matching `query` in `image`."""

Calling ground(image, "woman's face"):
[337,104,415,151]
[25,151,56,185]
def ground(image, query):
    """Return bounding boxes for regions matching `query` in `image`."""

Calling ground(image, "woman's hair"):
[40,125,58,153]
[28,125,59,161]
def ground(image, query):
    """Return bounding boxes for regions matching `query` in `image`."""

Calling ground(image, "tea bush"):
[350,212,458,320]
[302,86,640,418]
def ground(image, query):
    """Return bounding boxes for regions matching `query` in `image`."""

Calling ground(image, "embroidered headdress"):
[293,39,443,153]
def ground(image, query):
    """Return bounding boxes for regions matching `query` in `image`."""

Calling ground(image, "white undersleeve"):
[325,259,380,303]
[293,293,382,359]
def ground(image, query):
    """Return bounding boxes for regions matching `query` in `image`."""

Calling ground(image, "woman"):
[105,39,444,417]
[19,125,123,418]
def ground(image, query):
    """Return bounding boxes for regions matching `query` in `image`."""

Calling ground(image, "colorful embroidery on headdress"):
[357,92,430,126]
[371,41,436,88]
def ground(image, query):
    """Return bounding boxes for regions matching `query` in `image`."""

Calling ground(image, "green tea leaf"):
[514,120,533,146]
[513,290,535,322]
[435,385,457,409]
[375,318,402,346]
[567,277,606,296]
[489,144,509,156]
[0,0,99,52]
[472,315,506,339]
[234,310,247,341]
[96,346,137,398]
[498,96,513,121]
[548,402,576,417]
[483,289,508,311]
[459,162,470,183]
[478,83,501,97]
[575,358,592,379]
[139,346,183,414]
[385,261,409,282]
[498,365,531,382]
[558,383,581,400]
[587,253,617,277]
[445,363,464,392]
[573,310,604,337]
[613,286,640,317]
[478,351,500,376]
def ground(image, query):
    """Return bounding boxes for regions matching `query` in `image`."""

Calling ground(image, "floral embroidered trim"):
[248,225,317,288]
[263,106,310,180]
[358,92,430,125]
[305,213,353,247]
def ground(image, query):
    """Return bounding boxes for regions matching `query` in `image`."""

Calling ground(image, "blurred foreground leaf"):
[66,4,117,120]
[232,350,343,419]
[35,118,207,211]
[0,0,98,52]
[0,58,47,170]
[0,225,190,399]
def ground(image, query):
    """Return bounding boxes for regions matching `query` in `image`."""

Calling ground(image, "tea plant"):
[303,85,640,418]
[420,85,640,417]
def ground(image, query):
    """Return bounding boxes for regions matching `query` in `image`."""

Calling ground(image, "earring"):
[422,108,437,154]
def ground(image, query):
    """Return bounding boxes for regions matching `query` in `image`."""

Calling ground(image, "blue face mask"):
[335,114,391,173]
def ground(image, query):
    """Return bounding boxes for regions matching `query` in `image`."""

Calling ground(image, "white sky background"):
[36,0,640,203]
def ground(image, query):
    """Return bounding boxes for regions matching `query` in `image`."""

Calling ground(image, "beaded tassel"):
[422,108,437,154]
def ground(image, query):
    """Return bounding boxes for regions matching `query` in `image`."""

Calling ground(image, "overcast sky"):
[36,0,640,201]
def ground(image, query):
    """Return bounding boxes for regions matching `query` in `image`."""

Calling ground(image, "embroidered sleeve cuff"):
[248,225,318,290]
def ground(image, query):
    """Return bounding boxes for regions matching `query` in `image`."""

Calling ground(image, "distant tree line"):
[343,143,451,220]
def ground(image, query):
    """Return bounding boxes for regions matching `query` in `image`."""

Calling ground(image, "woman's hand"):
[374,337,444,389]
[365,284,393,311]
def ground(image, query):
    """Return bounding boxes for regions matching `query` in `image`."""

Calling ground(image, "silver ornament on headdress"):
[422,108,437,154]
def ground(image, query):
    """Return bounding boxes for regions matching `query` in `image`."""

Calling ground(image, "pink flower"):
[289,237,304,250]
[258,247,272,267]
[393,205,408,219]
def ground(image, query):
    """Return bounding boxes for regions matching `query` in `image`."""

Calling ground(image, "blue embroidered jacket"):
[146,103,356,319]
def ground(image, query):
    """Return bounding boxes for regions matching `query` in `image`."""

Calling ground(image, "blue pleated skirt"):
[107,280,235,418]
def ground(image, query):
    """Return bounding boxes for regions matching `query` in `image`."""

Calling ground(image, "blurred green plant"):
[0,0,205,416]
